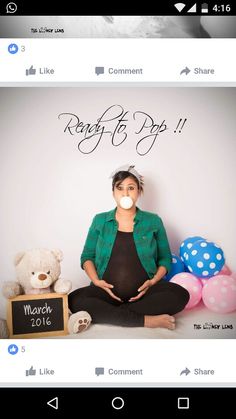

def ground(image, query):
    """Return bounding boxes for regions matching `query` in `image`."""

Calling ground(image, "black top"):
[103,230,148,301]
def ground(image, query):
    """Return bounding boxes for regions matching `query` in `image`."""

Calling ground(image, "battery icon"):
[201,3,208,13]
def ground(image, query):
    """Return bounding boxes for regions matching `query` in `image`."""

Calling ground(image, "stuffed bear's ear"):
[51,249,63,262]
[14,252,25,266]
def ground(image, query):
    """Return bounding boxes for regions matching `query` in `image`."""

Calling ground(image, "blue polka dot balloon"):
[164,253,185,281]
[185,240,225,278]
[179,236,205,263]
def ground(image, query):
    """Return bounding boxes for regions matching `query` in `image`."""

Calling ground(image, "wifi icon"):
[174,3,186,12]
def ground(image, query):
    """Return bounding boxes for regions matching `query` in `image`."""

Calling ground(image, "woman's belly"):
[103,268,146,302]
[102,230,149,301]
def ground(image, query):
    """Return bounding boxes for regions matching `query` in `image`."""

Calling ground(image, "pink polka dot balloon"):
[202,275,236,313]
[200,264,231,287]
[170,272,202,309]
[201,278,209,287]
[219,264,232,276]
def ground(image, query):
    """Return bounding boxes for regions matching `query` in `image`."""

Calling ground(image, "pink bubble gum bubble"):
[170,272,202,310]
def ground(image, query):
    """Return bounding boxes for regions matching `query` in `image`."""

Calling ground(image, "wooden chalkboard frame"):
[7,293,69,338]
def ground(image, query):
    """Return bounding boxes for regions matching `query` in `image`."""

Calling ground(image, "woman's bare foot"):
[144,314,176,330]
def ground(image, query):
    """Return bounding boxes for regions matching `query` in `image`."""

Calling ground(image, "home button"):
[111,396,125,410]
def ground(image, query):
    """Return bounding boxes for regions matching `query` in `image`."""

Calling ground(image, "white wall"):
[0,87,235,317]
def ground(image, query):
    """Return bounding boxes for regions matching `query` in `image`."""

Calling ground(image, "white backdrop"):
[0,87,235,318]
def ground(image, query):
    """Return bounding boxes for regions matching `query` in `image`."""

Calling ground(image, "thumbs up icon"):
[25,366,36,376]
[26,65,36,76]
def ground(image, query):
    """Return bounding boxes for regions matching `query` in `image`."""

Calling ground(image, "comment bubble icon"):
[95,367,105,376]
[95,66,105,76]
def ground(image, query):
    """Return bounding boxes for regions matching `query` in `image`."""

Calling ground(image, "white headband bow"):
[110,164,143,186]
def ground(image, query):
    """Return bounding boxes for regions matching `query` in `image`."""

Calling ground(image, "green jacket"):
[81,207,172,280]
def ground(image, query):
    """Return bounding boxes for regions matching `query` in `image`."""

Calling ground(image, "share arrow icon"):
[180,67,191,75]
[180,367,191,376]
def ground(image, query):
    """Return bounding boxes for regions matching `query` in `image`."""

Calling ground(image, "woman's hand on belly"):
[128,279,153,302]
[94,279,123,302]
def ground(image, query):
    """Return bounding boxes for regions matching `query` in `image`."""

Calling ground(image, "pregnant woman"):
[68,164,189,333]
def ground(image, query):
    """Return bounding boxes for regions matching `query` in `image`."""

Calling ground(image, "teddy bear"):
[2,248,72,298]
[0,248,72,338]
[1,248,91,337]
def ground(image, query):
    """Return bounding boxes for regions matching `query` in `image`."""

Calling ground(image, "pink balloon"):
[170,272,202,309]
[231,272,236,280]
[218,264,232,276]
[200,278,209,286]
[200,264,232,286]
[202,275,236,313]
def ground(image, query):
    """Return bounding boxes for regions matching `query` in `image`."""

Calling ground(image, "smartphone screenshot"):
[0,2,236,415]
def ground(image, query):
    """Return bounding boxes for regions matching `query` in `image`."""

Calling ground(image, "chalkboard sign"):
[7,293,69,338]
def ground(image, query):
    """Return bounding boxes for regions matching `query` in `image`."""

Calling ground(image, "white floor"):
[60,302,236,339]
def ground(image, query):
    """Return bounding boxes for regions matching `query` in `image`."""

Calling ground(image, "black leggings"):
[68,281,190,327]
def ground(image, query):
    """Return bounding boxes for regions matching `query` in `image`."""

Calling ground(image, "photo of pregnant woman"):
[68,164,189,333]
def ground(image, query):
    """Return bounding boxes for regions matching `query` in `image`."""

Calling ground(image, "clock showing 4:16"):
[212,4,231,12]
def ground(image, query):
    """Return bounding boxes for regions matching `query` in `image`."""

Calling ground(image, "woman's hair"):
[112,171,144,193]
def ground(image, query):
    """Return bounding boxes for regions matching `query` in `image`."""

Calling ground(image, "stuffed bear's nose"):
[38,274,47,281]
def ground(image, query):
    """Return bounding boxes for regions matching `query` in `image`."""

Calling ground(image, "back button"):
[47,396,58,410]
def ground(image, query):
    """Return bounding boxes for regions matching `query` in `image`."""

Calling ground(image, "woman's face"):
[113,176,140,209]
